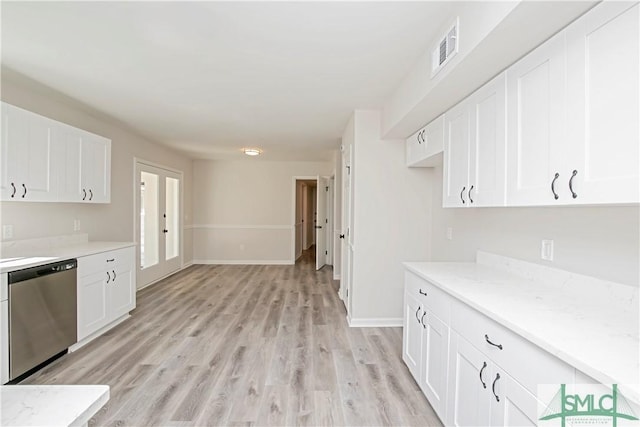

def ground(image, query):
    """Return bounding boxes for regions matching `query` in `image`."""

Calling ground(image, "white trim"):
[193,259,294,265]
[69,314,131,352]
[191,224,293,230]
[136,263,190,291]
[333,272,340,281]
[347,317,403,328]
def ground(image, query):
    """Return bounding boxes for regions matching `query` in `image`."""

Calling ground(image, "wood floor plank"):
[22,248,441,427]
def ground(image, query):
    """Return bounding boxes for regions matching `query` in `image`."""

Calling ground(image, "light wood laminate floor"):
[23,249,441,426]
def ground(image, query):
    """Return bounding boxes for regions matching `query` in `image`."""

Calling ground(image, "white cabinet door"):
[403,291,423,380]
[506,32,566,206]
[108,260,135,319]
[443,100,471,207]
[81,134,111,203]
[447,333,492,427]
[0,103,57,202]
[406,126,426,166]
[424,115,445,161]
[469,73,507,207]
[420,312,449,420]
[77,270,109,340]
[565,2,639,204]
[489,368,539,427]
[56,125,84,202]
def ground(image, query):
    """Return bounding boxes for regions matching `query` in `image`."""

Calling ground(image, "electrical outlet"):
[2,225,13,239]
[446,227,453,241]
[541,240,554,261]
[73,219,81,232]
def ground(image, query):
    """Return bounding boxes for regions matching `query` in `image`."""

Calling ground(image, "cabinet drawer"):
[405,270,451,322]
[78,246,134,277]
[451,299,574,393]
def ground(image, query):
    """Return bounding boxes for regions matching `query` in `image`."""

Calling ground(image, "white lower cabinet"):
[77,247,135,341]
[404,270,576,426]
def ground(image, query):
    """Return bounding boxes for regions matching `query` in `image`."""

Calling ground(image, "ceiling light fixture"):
[243,148,261,156]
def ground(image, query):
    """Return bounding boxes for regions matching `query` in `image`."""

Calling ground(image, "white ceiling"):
[1,1,455,161]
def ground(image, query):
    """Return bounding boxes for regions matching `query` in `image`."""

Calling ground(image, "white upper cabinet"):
[505,32,567,206]
[1,101,111,203]
[1,103,58,202]
[444,73,506,207]
[406,115,445,167]
[565,2,639,204]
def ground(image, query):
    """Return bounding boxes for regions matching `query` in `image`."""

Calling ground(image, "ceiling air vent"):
[432,19,459,77]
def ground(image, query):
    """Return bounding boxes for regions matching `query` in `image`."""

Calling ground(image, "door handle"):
[163,229,168,233]
[315,226,322,229]
[106,271,111,283]
[339,234,345,239]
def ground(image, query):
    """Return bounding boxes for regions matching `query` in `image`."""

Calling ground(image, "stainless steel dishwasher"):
[8,259,77,381]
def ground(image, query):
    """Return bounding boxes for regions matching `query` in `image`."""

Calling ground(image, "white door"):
[136,162,182,288]
[420,312,450,420]
[506,32,566,206]
[403,291,423,380]
[489,368,539,427]
[340,146,353,313]
[469,73,507,207]
[565,2,639,204]
[443,100,471,207]
[447,333,492,427]
[315,176,329,270]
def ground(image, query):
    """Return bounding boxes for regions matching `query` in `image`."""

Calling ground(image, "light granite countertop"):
[0,385,109,426]
[404,252,639,404]
[0,235,135,274]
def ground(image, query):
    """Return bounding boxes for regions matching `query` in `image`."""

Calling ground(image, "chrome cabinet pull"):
[21,184,27,198]
[479,361,487,389]
[106,271,111,283]
[460,186,466,204]
[82,189,87,201]
[569,170,578,199]
[421,312,427,328]
[492,373,501,402]
[89,189,93,201]
[468,185,474,204]
[112,270,116,281]
[10,183,16,198]
[551,173,560,200]
[485,334,503,350]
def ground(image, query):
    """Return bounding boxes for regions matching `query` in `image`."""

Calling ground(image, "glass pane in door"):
[165,176,179,260]
[140,171,159,269]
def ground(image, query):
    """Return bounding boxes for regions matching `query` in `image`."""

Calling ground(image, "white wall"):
[430,164,640,287]
[192,159,331,264]
[382,1,597,139]
[347,110,432,323]
[0,70,194,268]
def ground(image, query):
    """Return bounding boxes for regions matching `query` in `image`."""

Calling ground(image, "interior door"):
[340,146,353,313]
[315,176,328,270]
[136,162,182,288]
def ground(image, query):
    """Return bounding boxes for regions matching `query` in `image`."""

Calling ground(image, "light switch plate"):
[446,227,453,241]
[73,219,81,232]
[541,240,554,261]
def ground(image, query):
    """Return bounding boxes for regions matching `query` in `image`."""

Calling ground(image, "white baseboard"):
[137,263,193,291]
[347,316,403,328]
[69,314,131,352]
[193,259,294,265]
[333,272,340,280]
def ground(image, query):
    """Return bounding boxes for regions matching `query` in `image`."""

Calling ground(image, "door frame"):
[133,158,184,289]
[291,176,317,263]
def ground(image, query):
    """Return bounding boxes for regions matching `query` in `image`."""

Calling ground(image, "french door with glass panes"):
[136,162,182,288]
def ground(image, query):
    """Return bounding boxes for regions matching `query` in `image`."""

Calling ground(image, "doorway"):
[292,176,332,270]
[135,160,183,289]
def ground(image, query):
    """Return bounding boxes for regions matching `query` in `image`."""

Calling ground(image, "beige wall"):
[430,164,640,287]
[0,71,194,271]
[348,110,433,323]
[192,159,331,263]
